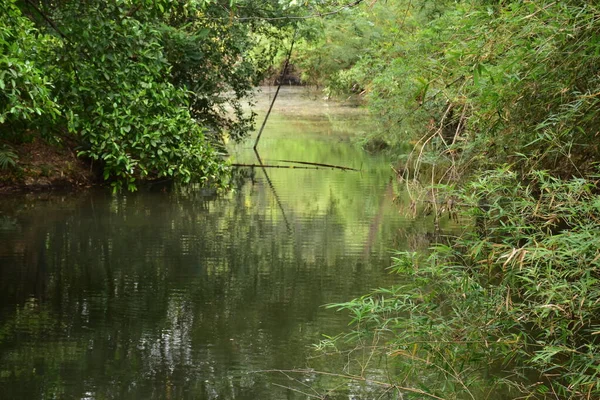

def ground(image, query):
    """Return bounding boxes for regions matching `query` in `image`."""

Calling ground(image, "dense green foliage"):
[0,1,58,129]
[0,0,314,190]
[296,1,600,398]
[296,1,600,178]
[329,169,600,398]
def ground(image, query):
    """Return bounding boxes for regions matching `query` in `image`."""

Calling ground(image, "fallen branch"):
[273,159,359,171]
[232,163,358,171]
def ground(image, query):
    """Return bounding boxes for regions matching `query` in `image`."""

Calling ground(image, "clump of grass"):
[322,168,600,399]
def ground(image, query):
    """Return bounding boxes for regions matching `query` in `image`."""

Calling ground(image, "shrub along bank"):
[0,0,303,192]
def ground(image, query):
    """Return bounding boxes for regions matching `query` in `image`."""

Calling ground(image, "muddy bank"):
[0,138,97,193]
[261,63,304,86]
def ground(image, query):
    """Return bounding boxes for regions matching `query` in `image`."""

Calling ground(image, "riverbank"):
[0,137,97,193]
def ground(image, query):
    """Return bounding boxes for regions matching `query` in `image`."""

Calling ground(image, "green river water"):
[0,87,438,399]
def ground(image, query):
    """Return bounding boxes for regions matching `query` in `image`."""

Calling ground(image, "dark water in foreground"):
[0,88,435,399]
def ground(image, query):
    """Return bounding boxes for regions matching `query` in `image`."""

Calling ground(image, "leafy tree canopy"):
[2,0,351,190]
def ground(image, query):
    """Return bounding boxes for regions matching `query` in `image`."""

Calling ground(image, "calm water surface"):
[0,87,435,399]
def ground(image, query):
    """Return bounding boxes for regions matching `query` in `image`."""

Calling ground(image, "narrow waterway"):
[0,87,436,399]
